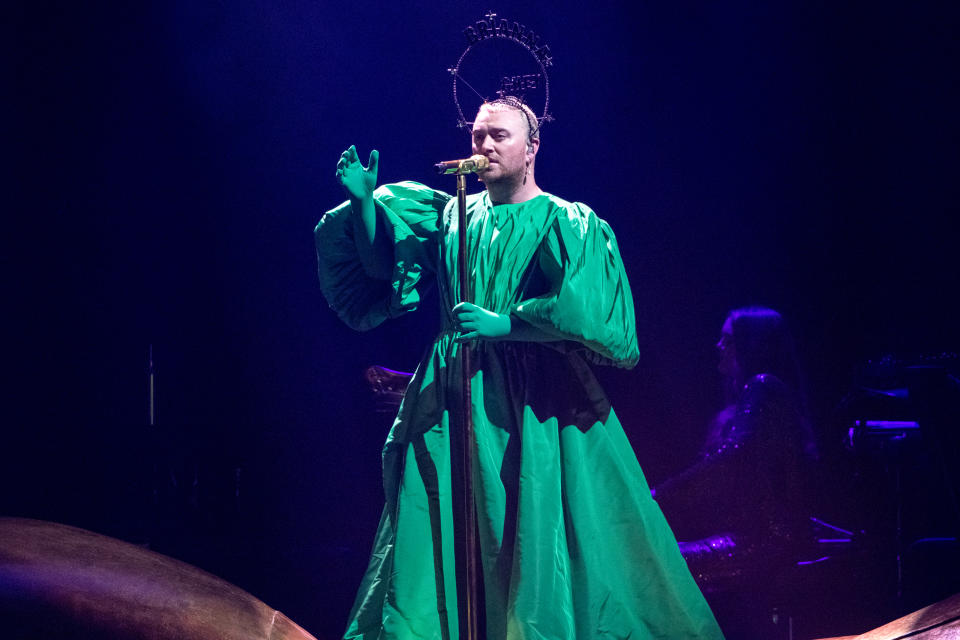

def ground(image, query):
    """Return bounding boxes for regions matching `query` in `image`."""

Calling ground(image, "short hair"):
[478,96,540,150]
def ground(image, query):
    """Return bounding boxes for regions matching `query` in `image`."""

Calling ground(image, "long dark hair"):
[728,307,800,391]
[723,306,818,458]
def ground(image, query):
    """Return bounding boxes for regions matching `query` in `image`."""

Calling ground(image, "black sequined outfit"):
[654,373,817,634]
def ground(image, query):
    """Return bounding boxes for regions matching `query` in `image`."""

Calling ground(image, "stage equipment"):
[0,518,317,640]
[364,365,414,412]
[815,590,960,639]
[838,352,960,607]
[147,344,157,426]
[447,159,480,640]
[449,11,553,132]
[845,352,959,457]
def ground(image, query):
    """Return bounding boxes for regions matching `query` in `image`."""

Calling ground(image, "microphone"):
[434,155,490,175]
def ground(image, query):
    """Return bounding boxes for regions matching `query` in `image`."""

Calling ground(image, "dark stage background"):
[8,1,958,638]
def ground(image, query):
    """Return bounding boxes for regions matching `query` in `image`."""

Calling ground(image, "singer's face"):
[471,108,530,185]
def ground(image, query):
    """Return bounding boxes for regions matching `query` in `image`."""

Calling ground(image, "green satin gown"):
[315,182,723,640]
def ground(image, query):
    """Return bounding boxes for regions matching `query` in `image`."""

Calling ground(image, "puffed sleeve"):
[511,201,640,368]
[315,181,451,331]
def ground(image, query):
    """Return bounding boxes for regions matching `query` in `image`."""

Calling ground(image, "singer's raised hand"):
[337,145,388,278]
[336,145,379,202]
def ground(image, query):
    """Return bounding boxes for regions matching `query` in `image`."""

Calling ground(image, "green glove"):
[453,302,511,341]
[336,145,379,202]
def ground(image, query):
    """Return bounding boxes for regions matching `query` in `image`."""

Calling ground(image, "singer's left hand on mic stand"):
[452,302,511,342]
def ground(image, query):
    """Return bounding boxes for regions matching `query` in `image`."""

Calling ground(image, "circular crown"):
[449,11,554,132]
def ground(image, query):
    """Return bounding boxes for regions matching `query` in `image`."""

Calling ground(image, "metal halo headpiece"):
[449,11,554,133]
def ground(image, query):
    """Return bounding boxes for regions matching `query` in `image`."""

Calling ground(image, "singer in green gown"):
[315,181,723,639]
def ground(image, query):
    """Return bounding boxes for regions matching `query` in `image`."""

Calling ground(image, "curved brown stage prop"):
[817,591,960,640]
[0,518,319,640]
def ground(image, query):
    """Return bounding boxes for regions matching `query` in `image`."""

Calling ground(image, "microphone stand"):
[454,169,480,640]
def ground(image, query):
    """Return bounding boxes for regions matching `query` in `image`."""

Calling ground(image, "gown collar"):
[482,191,550,229]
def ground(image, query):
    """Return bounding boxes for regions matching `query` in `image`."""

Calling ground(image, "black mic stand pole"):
[455,169,480,640]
